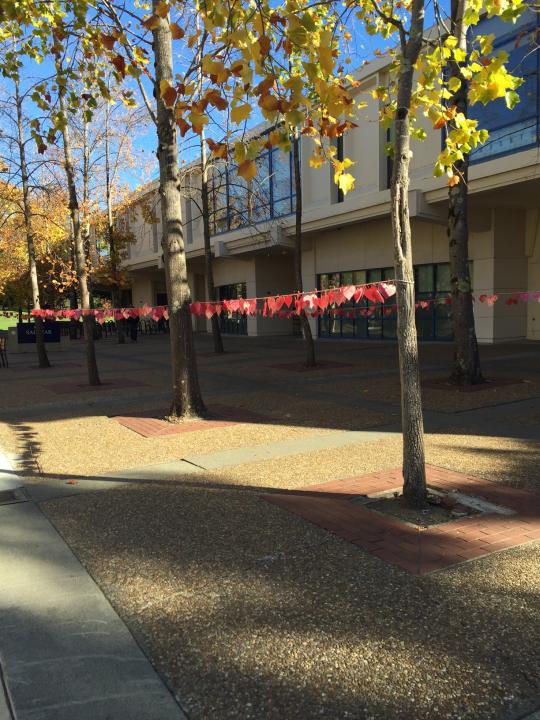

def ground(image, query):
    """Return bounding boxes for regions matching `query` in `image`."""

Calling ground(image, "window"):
[184,196,193,245]
[334,136,345,204]
[386,127,394,189]
[208,134,295,235]
[415,263,453,340]
[469,9,539,163]
[317,263,455,340]
[152,220,159,253]
[218,283,248,335]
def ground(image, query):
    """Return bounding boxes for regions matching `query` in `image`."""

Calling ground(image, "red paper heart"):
[353,287,364,303]
[378,282,396,299]
[364,286,384,303]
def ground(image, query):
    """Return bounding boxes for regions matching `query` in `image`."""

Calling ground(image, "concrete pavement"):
[0,453,185,720]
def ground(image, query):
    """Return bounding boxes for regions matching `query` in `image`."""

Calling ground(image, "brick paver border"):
[112,403,269,437]
[264,465,540,575]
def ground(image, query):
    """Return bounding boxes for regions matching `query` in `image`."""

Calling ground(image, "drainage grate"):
[0,488,28,506]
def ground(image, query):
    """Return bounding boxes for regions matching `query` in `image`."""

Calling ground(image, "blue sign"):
[17,322,61,344]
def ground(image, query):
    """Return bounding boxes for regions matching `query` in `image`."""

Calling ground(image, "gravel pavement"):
[2,335,540,720]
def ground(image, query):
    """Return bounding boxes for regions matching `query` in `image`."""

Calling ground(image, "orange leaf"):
[230,61,244,76]
[176,118,191,137]
[111,54,126,77]
[160,80,177,108]
[237,160,257,181]
[448,174,460,187]
[155,1,170,17]
[259,94,280,112]
[258,35,271,56]
[207,139,228,159]
[101,33,116,50]
[170,22,185,39]
[142,14,161,30]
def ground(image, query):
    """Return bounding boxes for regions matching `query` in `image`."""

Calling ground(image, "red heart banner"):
[29,281,540,324]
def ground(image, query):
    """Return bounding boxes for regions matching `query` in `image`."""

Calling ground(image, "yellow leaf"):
[333,157,354,185]
[309,152,325,169]
[237,160,257,181]
[230,103,251,124]
[338,173,355,195]
[201,56,229,83]
[318,46,334,74]
[448,77,461,93]
[233,142,246,163]
[189,109,208,134]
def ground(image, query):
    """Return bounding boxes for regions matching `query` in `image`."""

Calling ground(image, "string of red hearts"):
[29,283,540,323]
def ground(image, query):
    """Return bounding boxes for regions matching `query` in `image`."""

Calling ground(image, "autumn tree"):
[443,0,529,385]
[0,65,53,366]
[70,92,147,341]
[196,24,224,354]
[54,49,101,385]
[0,182,28,303]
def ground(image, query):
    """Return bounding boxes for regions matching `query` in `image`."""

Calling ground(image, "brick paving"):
[112,404,269,437]
[265,464,540,575]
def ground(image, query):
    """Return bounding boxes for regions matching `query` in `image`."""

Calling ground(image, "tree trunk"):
[14,75,50,368]
[152,4,205,418]
[104,98,125,344]
[448,0,483,385]
[292,132,316,367]
[56,58,100,385]
[200,126,224,353]
[391,0,427,507]
[69,280,79,340]
[81,115,96,322]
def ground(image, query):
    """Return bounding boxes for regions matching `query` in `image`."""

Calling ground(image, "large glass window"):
[317,263,455,340]
[469,8,539,163]
[209,135,295,235]
[218,283,248,335]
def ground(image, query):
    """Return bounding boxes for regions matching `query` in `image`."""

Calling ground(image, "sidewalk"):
[0,451,185,720]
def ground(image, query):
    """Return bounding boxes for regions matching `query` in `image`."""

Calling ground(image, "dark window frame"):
[317,262,456,341]
[209,131,295,236]
[217,282,248,335]
[467,10,540,164]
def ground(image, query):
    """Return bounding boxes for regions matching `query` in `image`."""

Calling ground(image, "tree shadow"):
[7,421,43,477]
[37,472,540,720]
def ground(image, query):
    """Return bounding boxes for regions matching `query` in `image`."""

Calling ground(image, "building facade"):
[119,8,540,343]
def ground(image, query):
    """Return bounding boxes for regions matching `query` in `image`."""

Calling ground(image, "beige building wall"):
[117,49,539,345]
[493,208,528,341]
[526,209,540,340]
[254,255,296,335]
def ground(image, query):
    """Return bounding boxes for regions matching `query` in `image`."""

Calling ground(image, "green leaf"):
[505,89,520,110]
[448,77,461,93]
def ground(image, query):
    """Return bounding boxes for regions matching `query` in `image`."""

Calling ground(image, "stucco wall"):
[254,255,296,335]
[526,209,540,340]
